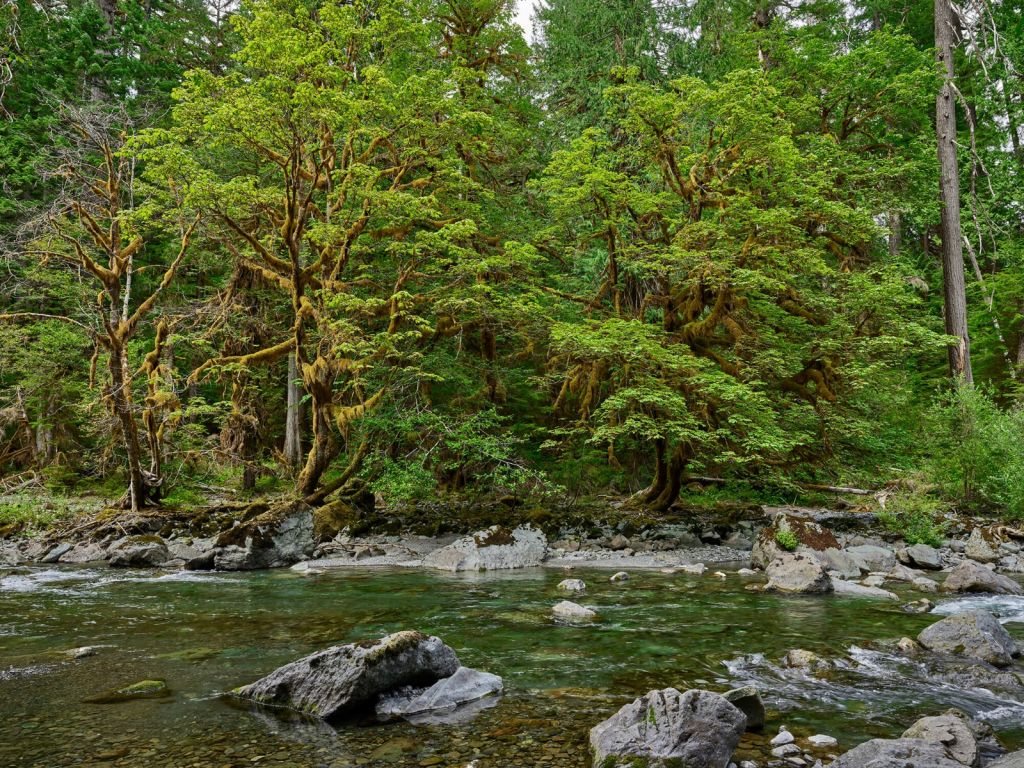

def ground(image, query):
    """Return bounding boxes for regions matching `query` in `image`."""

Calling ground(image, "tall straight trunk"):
[935,0,973,384]
[284,352,303,468]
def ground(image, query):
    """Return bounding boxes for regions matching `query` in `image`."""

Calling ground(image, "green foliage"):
[876,492,950,547]
[775,528,799,552]
[925,387,1024,520]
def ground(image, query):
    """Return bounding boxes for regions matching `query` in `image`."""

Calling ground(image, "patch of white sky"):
[513,0,536,43]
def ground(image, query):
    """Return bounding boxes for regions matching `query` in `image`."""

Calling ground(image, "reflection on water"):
[0,565,1021,767]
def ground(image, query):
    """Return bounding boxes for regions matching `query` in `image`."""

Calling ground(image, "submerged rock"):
[232,630,460,720]
[765,552,833,594]
[108,536,170,568]
[589,688,746,768]
[375,666,502,720]
[552,600,597,622]
[557,578,586,594]
[831,737,965,768]
[610,571,630,582]
[941,560,1023,596]
[422,525,546,572]
[917,611,1018,667]
[85,679,170,704]
[213,504,314,570]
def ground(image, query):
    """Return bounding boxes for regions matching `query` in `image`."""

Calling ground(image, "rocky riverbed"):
[2,505,1024,766]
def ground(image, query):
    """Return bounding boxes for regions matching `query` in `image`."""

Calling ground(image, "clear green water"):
[1,565,1022,767]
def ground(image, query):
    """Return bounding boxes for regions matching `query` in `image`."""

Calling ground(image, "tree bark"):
[935,0,973,384]
[284,352,303,468]
[108,343,148,511]
[887,211,901,257]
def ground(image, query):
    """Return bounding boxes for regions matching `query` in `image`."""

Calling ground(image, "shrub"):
[925,386,1024,520]
[876,492,949,547]
[775,528,799,551]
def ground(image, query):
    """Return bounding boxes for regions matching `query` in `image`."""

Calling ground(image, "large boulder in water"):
[375,666,502,720]
[901,710,979,767]
[423,525,546,572]
[589,688,746,768]
[232,631,460,720]
[108,536,170,568]
[831,738,967,768]
[751,513,839,570]
[764,552,833,594]
[941,560,1023,596]
[917,611,1018,667]
[213,502,314,570]
[845,544,897,573]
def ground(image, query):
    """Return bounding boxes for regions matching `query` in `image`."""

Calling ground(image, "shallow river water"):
[1,564,1022,767]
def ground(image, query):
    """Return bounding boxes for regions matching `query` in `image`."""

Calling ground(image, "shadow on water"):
[1,564,1022,767]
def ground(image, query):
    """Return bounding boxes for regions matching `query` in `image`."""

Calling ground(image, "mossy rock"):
[155,647,219,663]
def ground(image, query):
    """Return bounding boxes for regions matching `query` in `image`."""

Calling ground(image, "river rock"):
[557,578,586,594]
[589,688,746,768]
[610,571,629,582]
[819,547,862,579]
[422,525,546,572]
[917,611,1018,667]
[832,579,897,600]
[831,738,966,768]
[375,666,502,719]
[213,503,314,570]
[808,734,838,747]
[751,513,839,570]
[901,710,978,767]
[59,541,108,564]
[886,563,921,582]
[990,750,1024,768]
[232,630,460,719]
[899,544,942,570]
[41,543,72,563]
[723,686,764,731]
[765,553,833,594]
[902,598,934,614]
[553,600,597,621]
[108,536,170,567]
[941,560,1023,595]
[845,544,896,573]
[965,527,1001,563]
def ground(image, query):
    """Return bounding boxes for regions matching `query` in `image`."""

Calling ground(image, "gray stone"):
[831,738,965,768]
[724,686,764,731]
[41,543,71,563]
[913,577,939,593]
[917,611,1018,667]
[422,525,546,572]
[108,536,170,568]
[785,649,829,671]
[552,600,597,621]
[807,735,838,748]
[611,571,630,582]
[941,560,1023,596]
[902,598,934,614]
[232,631,460,720]
[845,545,896,573]
[557,578,586,594]
[765,553,833,594]
[589,688,746,768]
[610,534,631,551]
[901,711,978,767]
[375,666,502,719]
[965,528,1001,564]
[751,514,839,570]
[886,563,921,582]
[989,750,1024,768]
[832,579,897,600]
[900,544,942,570]
[58,541,107,564]
[818,548,862,579]
[213,506,314,570]
[771,730,795,747]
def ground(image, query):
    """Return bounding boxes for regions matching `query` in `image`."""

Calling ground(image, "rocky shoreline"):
[3,504,1024,767]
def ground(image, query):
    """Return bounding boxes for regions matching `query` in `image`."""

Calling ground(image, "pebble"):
[806,734,837,747]
[610,571,629,582]
[771,729,795,747]
[772,743,801,757]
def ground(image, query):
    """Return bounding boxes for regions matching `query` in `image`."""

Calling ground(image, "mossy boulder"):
[751,513,839,570]
[85,679,170,704]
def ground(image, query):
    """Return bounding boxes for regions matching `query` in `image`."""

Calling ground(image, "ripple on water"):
[932,594,1024,624]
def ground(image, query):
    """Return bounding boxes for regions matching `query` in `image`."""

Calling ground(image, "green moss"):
[775,528,799,551]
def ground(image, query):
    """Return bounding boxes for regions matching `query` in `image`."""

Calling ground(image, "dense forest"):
[2,0,1024,528]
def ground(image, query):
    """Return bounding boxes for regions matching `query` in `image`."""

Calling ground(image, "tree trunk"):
[296,397,338,497]
[108,343,148,511]
[284,352,303,468]
[650,445,686,511]
[888,211,901,257]
[935,0,973,384]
